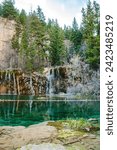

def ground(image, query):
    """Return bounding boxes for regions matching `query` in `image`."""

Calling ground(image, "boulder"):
[0,124,58,150]
[16,143,66,150]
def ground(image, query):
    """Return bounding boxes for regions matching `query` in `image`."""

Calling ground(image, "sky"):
[0,0,100,27]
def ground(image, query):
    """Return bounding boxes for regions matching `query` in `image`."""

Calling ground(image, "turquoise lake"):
[0,95,100,126]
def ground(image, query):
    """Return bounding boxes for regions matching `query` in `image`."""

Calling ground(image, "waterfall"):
[30,76,35,95]
[16,76,20,95]
[12,101,16,116]
[46,68,54,95]
[8,72,11,94]
[5,71,8,80]
[13,73,17,94]
[29,96,33,113]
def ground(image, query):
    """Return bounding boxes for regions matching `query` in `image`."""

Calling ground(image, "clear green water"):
[0,95,100,127]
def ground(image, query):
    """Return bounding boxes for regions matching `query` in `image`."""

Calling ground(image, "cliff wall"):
[0,17,17,69]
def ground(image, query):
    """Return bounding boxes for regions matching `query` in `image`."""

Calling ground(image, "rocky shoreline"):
[0,120,100,150]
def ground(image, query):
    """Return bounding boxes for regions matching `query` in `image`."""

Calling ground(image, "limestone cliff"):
[0,17,17,69]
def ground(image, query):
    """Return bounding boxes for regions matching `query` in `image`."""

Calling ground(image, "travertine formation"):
[0,69,47,95]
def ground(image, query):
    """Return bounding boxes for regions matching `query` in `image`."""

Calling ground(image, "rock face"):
[0,56,99,97]
[0,124,58,150]
[46,56,100,98]
[0,17,17,69]
[0,69,47,95]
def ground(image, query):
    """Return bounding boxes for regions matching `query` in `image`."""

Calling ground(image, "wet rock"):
[0,70,47,95]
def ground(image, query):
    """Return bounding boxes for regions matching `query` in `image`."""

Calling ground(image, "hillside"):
[0,0,100,98]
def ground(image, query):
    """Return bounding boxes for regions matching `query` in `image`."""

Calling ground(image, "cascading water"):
[46,68,55,95]
[30,76,35,95]
[8,72,11,94]
[29,96,33,113]
[13,73,17,94]
[16,75,20,95]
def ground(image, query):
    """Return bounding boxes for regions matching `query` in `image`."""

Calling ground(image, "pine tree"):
[71,17,82,54]
[1,0,18,20]
[64,25,72,40]
[47,18,52,29]
[72,17,78,31]
[0,4,2,16]
[49,20,66,66]
[37,6,45,24]
[81,0,100,69]
[81,0,95,39]
[93,1,100,35]
[19,9,27,25]
[18,11,48,72]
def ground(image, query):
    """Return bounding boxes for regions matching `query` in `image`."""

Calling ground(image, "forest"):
[0,0,100,72]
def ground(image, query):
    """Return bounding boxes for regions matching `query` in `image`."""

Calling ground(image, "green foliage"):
[47,121,63,130]
[67,119,91,131]
[86,35,100,69]
[37,5,45,24]
[10,6,49,72]
[1,0,19,20]
[64,18,82,56]
[0,4,2,16]
[72,17,78,31]
[18,11,48,72]
[47,119,99,134]
[47,18,52,29]
[64,25,72,40]
[19,9,27,25]
[81,0,100,69]
[71,17,82,54]
[0,0,100,72]
[49,20,66,66]
[12,23,21,50]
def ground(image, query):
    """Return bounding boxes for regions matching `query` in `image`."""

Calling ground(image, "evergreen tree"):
[0,4,2,16]
[81,0,95,39]
[81,0,100,69]
[19,9,27,25]
[72,17,78,31]
[64,25,72,40]
[1,0,18,20]
[37,5,45,24]
[18,11,48,72]
[49,20,66,66]
[71,17,82,54]
[93,1,100,35]
[47,18,52,29]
